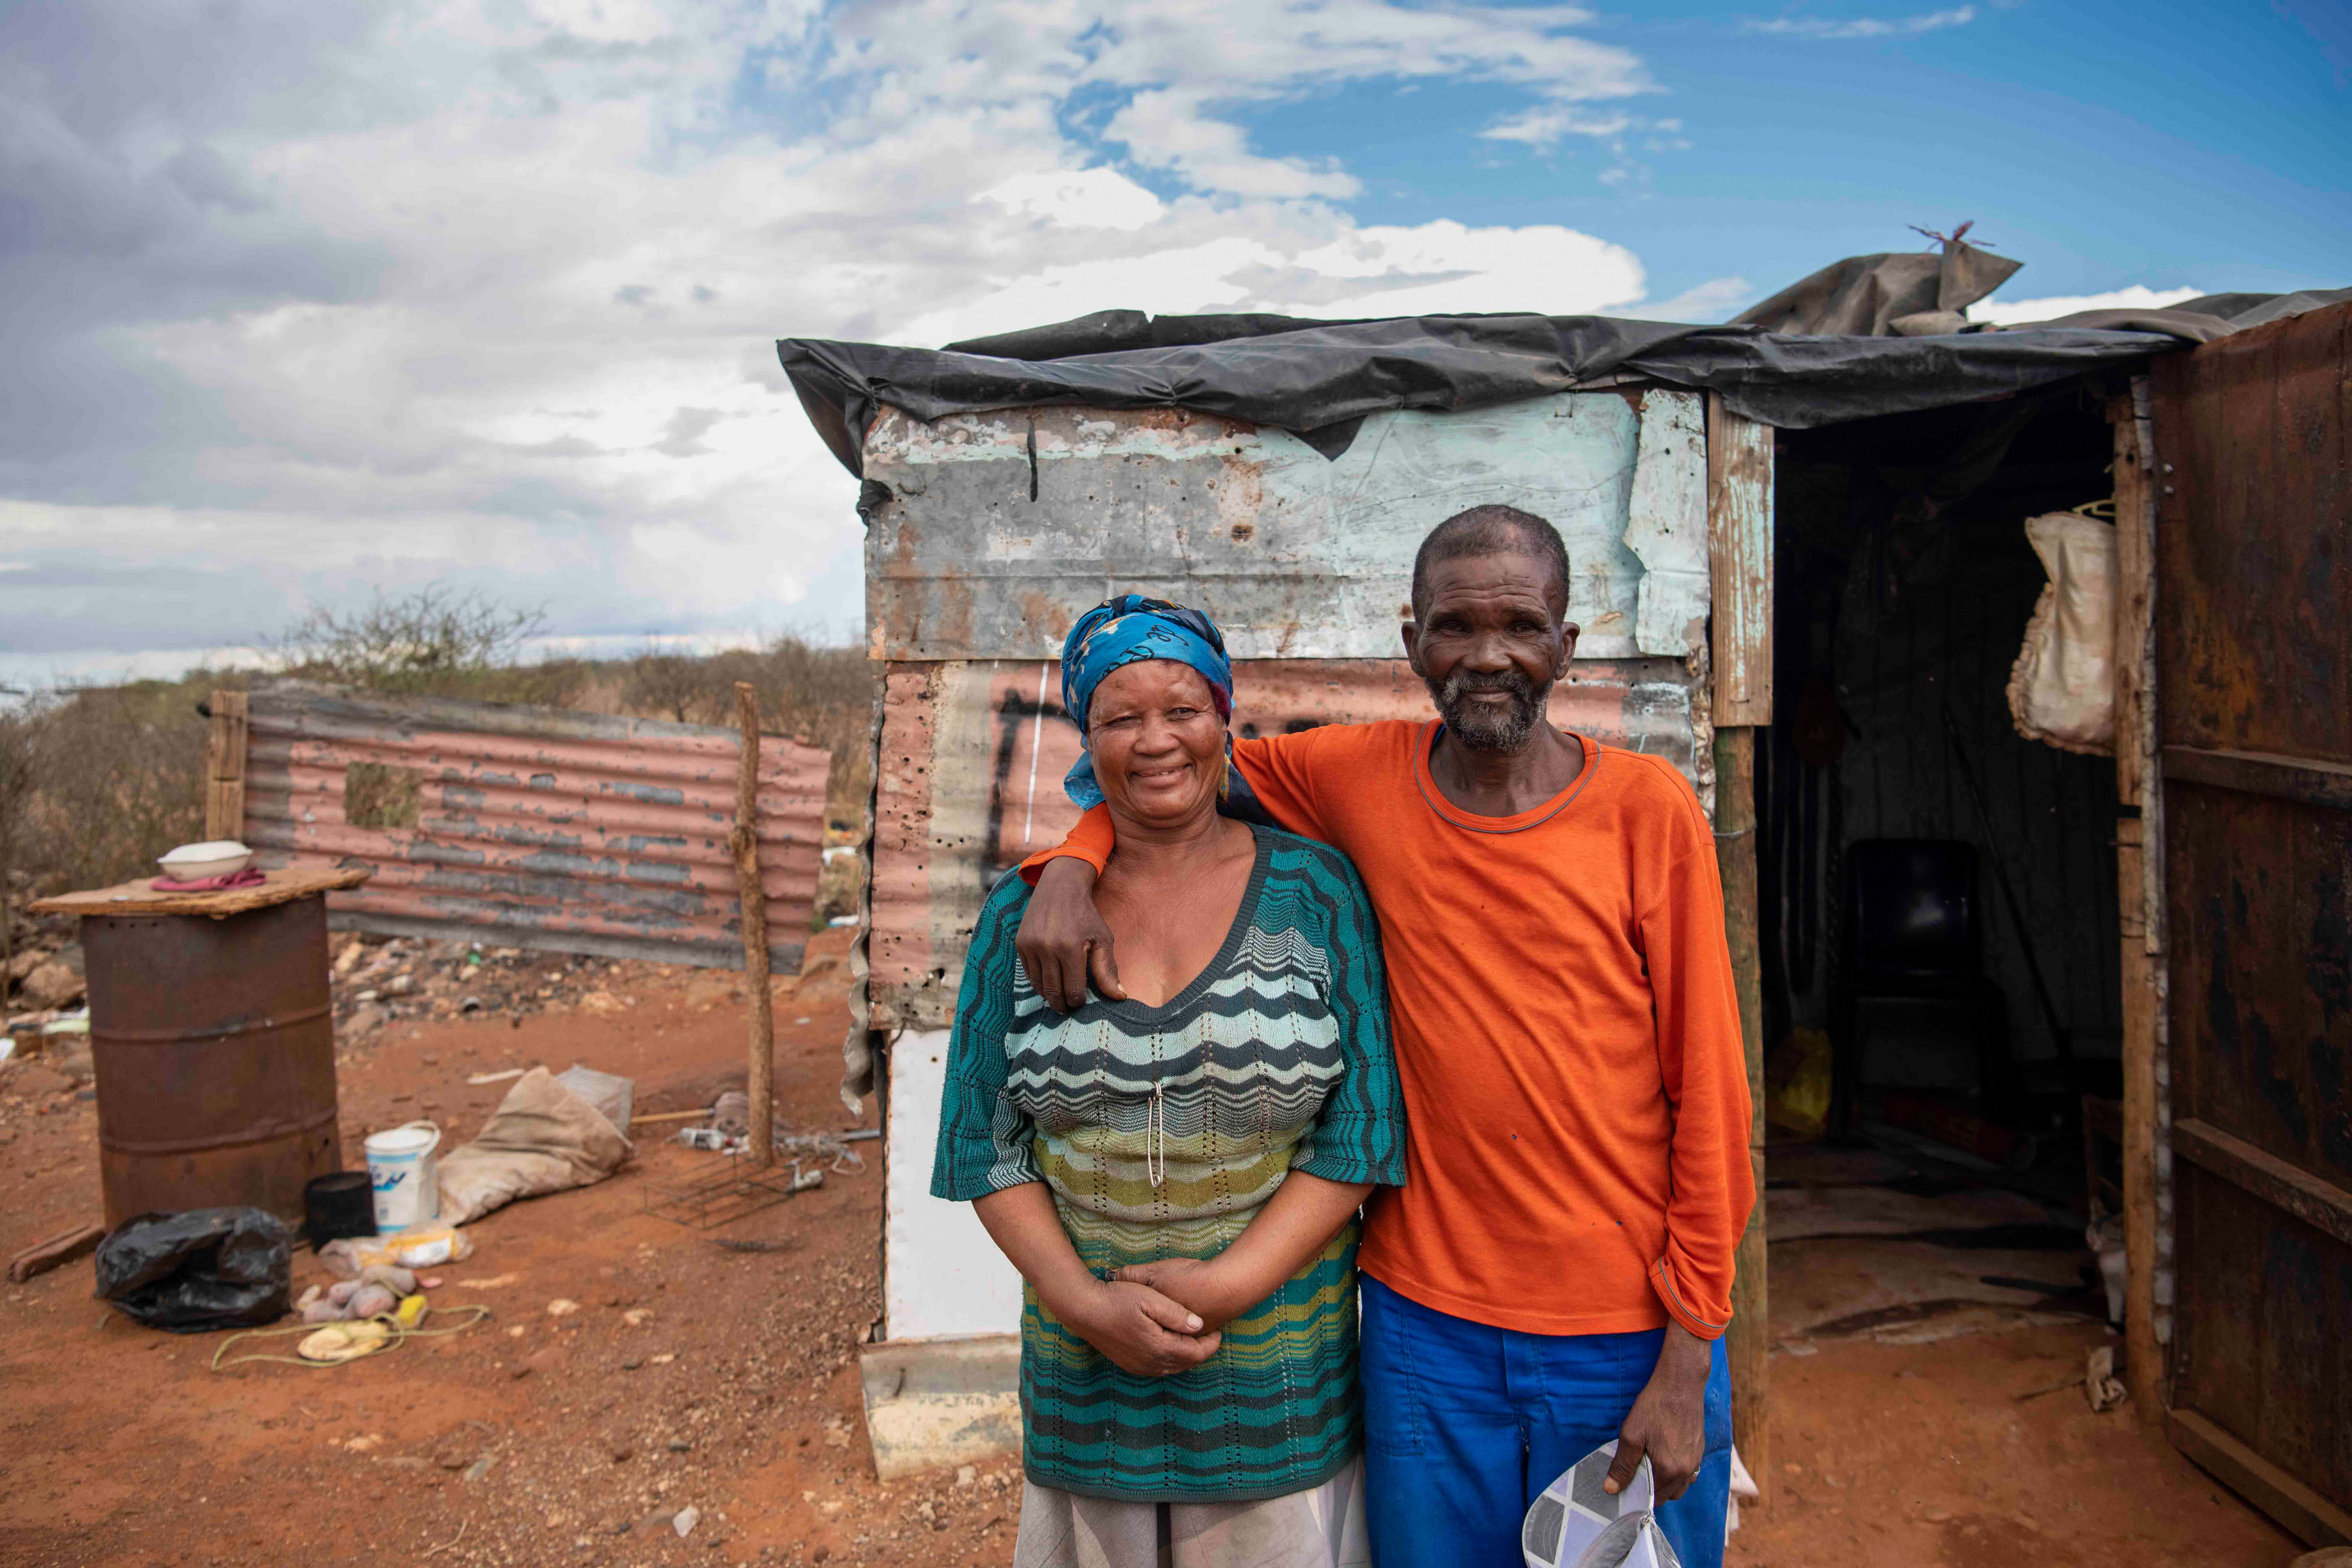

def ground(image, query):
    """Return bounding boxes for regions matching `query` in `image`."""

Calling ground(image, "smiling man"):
[1015,505,1754,1568]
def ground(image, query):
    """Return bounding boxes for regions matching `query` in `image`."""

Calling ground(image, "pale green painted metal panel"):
[862,391,1710,663]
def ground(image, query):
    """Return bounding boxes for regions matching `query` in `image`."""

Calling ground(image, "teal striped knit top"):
[932,825,1407,1503]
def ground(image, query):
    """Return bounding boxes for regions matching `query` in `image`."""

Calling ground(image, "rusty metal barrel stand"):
[81,895,342,1228]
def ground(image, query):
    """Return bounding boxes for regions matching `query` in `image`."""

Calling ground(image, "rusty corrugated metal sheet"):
[2153,301,2352,1541]
[861,391,1711,663]
[242,683,829,970]
[869,655,1707,1030]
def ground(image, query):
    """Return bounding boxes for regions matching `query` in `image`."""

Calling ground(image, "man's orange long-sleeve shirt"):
[1022,721,1754,1340]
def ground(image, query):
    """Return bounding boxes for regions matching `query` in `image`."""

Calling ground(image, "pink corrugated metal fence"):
[242,682,830,968]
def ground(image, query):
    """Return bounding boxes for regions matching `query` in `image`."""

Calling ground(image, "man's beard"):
[1431,666,1551,751]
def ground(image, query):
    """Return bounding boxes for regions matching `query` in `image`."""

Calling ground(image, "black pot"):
[302,1171,376,1247]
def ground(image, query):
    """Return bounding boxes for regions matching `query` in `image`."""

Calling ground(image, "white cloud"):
[1481,108,1634,148]
[983,169,1168,233]
[1745,7,1977,39]
[1639,276,1757,322]
[0,0,1663,670]
[1966,285,2204,325]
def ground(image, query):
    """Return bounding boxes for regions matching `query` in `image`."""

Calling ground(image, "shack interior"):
[1754,382,2132,1349]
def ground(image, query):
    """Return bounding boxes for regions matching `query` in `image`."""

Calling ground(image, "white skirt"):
[1011,1455,1371,1568]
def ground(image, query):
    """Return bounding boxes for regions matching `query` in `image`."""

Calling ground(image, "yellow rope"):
[208,1303,494,1371]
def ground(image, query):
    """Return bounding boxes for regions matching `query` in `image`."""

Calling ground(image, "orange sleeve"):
[1018,802,1115,883]
[1635,789,1757,1341]
[1226,733,1330,840]
[1017,733,1330,885]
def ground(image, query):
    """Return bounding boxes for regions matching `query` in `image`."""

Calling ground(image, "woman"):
[932,595,1407,1568]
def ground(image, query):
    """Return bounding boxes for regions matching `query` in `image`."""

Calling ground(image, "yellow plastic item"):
[297,1320,393,1364]
[318,1222,474,1277]
[1766,1028,1832,1138]
[393,1294,429,1329]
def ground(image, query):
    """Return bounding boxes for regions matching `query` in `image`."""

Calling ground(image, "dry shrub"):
[1,674,215,904]
[621,638,876,833]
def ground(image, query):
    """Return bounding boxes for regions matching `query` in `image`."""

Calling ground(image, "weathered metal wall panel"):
[862,391,1710,662]
[2153,301,2352,1541]
[870,655,1707,1032]
[242,683,830,970]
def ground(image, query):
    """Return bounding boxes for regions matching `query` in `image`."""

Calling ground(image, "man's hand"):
[1052,1278,1222,1377]
[1017,857,1126,1011]
[1109,1258,1251,1331]
[1606,1322,1712,1500]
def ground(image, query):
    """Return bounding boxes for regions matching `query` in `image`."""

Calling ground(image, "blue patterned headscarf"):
[1060,594,1234,809]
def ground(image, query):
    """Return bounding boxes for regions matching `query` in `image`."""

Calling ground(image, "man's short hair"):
[1410,505,1571,621]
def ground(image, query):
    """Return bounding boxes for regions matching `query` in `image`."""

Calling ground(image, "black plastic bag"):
[94,1207,293,1333]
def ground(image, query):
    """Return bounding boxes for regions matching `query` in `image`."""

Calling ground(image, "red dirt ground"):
[0,930,2303,1567]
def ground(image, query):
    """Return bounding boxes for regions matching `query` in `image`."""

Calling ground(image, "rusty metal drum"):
[82,894,342,1228]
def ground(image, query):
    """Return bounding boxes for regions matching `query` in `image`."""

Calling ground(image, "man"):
[1015,505,1753,1568]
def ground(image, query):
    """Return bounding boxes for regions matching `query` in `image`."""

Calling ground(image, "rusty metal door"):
[2153,301,2352,1546]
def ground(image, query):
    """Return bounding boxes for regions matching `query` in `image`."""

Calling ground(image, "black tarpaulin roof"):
[777,287,2350,477]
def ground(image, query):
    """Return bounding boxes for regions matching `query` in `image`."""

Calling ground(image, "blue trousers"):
[1360,1277,1732,1568]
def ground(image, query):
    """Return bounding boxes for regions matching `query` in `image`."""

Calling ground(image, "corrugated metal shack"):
[781,291,2352,1539]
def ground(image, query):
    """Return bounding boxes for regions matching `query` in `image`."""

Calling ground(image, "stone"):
[8,1063,74,1097]
[345,1004,388,1039]
[673,1507,700,1538]
[20,962,82,1010]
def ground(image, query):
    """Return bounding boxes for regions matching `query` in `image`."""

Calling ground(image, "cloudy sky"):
[3,0,2345,685]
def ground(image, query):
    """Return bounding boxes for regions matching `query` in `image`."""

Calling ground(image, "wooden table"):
[30,864,372,920]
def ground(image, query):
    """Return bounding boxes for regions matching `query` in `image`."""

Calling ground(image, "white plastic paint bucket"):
[364,1122,442,1231]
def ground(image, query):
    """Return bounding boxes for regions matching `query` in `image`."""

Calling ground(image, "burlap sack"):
[436,1066,634,1226]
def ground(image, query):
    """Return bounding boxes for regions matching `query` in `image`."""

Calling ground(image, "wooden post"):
[203,689,249,841]
[1708,394,1775,728]
[1708,395,1775,1492]
[730,682,776,1168]
[1715,725,1770,1492]
[2109,387,2166,1419]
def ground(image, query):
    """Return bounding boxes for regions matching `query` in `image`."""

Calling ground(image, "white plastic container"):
[364,1122,442,1231]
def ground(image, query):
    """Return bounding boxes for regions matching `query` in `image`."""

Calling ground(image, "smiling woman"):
[930,594,1408,1568]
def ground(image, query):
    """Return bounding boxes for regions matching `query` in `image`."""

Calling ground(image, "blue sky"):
[1229,1,2350,305]
[0,0,2343,685]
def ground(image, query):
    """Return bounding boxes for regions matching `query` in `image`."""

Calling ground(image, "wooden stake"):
[1714,725,1771,1493]
[203,689,249,841]
[2109,387,2166,1420]
[730,682,776,1168]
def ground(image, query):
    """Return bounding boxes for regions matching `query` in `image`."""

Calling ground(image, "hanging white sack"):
[2007,509,2117,755]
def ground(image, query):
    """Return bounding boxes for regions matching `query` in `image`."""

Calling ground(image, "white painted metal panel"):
[883,1026,1025,1341]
